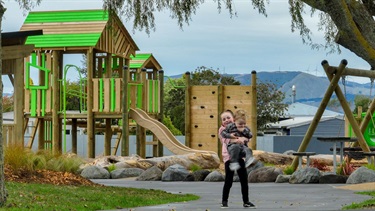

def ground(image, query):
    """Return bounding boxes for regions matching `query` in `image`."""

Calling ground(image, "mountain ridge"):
[168,71,373,105]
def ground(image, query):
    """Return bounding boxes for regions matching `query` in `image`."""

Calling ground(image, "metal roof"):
[284,102,343,117]
[129,53,162,70]
[269,116,344,129]
[20,9,139,54]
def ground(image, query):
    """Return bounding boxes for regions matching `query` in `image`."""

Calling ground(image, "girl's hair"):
[234,109,247,122]
[220,109,234,117]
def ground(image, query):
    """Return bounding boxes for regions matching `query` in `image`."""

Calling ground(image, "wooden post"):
[291,60,346,170]
[157,70,164,157]
[104,119,111,156]
[184,72,191,147]
[87,49,95,158]
[104,54,112,156]
[136,68,147,157]
[52,50,61,155]
[72,118,77,154]
[217,84,224,158]
[325,63,371,153]
[14,58,24,146]
[121,63,130,156]
[38,120,45,150]
[250,71,257,150]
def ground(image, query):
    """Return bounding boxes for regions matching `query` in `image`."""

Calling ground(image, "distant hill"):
[168,71,373,106]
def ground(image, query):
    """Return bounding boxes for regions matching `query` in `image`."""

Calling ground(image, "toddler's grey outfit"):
[221,123,254,171]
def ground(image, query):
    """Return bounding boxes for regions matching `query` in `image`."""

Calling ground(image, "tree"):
[0,0,42,206]
[354,95,371,114]
[257,82,288,130]
[164,67,241,134]
[327,98,342,113]
[191,66,240,86]
[164,67,287,133]
[64,80,83,111]
[105,1,375,69]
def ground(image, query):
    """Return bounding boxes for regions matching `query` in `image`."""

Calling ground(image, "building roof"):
[20,9,139,57]
[268,102,344,129]
[269,116,344,129]
[1,30,43,47]
[284,102,343,117]
[129,53,162,70]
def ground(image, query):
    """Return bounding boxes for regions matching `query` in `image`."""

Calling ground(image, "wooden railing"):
[3,124,15,146]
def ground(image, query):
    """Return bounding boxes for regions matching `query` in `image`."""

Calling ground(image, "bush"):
[189,164,202,172]
[310,159,330,171]
[5,145,84,174]
[283,165,294,175]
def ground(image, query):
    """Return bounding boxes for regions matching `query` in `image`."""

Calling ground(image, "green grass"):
[1,182,199,210]
[342,191,375,210]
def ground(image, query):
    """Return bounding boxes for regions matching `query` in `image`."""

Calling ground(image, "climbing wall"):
[189,85,253,153]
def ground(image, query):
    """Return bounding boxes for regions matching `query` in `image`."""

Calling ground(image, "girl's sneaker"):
[243,201,256,208]
[221,201,228,208]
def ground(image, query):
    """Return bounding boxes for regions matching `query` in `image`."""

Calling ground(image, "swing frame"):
[291,59,374,170]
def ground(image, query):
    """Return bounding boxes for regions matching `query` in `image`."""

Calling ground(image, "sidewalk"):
[93,178,373,211]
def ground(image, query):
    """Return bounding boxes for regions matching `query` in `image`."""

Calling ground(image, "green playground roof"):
[129,53,162,70]
[23,10,109,23]
[130,54,152,69]
[20,9,139,53]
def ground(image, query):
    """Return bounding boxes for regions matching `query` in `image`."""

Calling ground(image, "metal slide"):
[129,108,217,155]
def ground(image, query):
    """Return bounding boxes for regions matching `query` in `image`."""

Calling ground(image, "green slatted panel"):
[24,10,108,23]
[25,33,101,48]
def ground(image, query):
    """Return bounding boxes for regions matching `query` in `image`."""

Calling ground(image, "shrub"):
[337,156,356,175]
[5,144,34,172]
[107,164,116,172]
[190,164,202,172]
[310,159,330,171]
[283,165,294,175]
[364,164,375,171]
[5,145,84,174]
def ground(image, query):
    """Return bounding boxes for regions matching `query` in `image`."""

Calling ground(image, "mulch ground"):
[4,165,101,187]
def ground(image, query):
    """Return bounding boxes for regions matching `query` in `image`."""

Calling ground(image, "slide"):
[129,108,217,155]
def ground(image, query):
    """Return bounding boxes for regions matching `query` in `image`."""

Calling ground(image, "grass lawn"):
[342,191,375,210]
[0,182,199,210]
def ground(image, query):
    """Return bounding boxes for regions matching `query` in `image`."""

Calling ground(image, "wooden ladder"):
[25,118,39,149]
[111,130,122,155]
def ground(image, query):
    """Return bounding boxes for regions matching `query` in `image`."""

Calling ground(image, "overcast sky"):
[2,0,372,92]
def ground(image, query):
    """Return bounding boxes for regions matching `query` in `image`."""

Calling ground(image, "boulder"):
[81,166,110,179]
[162,164,190,181]
[192,169,211,181]
[319,174,347,184]
[289,167,321,184]
[346,167,375,184]
[136,166,163,181]
[248,166,283,183]
[275,174,291,183]
[110,168,145,179]
[204,170,225,182]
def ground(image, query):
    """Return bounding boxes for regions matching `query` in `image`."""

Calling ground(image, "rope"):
[370,78,374,97]
[341,76,347,98]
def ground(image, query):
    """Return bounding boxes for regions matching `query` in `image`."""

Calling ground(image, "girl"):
[219,110,256,209]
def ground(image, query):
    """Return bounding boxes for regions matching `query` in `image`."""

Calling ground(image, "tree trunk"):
[303,0,375,68]
[0,2,7,207]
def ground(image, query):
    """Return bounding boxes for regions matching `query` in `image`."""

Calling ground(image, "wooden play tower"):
[184,71,258,155]
[11,9,164,158]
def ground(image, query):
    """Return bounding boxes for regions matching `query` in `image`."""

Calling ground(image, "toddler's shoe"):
[229,162,240,171]
[245,156,255,168]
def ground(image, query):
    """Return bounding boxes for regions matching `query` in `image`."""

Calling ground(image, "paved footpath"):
[92,178,373,211]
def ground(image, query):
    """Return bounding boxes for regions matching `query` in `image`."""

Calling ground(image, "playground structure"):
[292,59,375,170]
[3,9,257,159]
